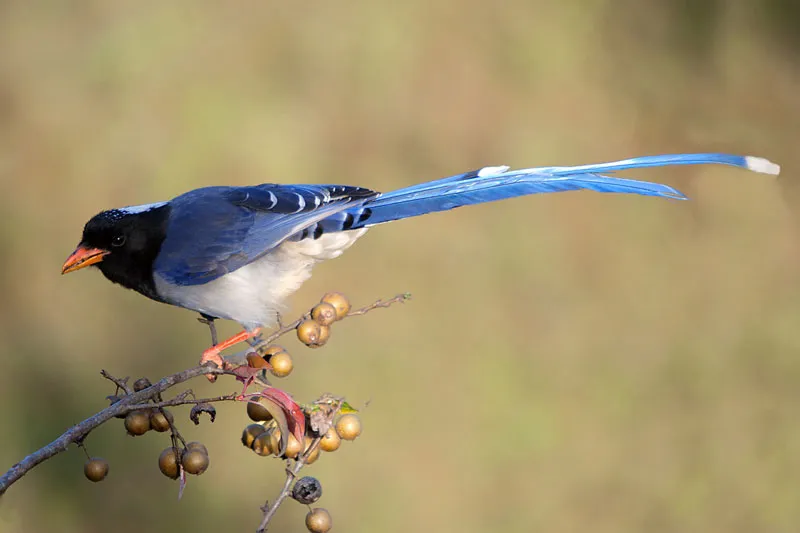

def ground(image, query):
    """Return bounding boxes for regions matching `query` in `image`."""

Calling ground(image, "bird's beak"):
[61,246,110,274]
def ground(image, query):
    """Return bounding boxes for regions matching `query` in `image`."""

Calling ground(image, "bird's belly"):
[152,229,367,329]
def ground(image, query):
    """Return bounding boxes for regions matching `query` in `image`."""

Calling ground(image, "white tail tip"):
[478,165,510,177]
[745,156,781,176]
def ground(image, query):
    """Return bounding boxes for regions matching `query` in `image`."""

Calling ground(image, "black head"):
[62,203,171,301]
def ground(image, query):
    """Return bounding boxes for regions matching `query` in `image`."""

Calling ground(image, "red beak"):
[61,245,110,274]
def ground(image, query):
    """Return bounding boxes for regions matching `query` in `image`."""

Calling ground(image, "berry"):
[335,414,362,441]
[319,427,341,452]
[310,302,337,326]
[124,410,150,436]
[267,429,303,458]
[305,508,332,533]
[316,325,330,346]
[247,398,273,422]
[252,431,273,456]
[321,292,350,320]
[303,436,321,465]
[149,409,173,432]
[242,423,267,448]
[297,320,322,346]
[133,377,152,392]
[84,457,109,482]
[158,447,180,479]
[261,344,286,359]
[269,351,293,378]
[185,441,208,456]
[292,476,322,504]
[181,448,209,475]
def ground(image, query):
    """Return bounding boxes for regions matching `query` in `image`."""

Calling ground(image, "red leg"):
[200,327,262,382]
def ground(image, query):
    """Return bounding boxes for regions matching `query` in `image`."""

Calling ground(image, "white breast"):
[153,229,368,329]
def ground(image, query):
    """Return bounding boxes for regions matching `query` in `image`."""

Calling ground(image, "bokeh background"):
[1,1,799,532]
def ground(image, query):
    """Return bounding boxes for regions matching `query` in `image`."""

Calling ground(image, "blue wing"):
[154,184,377,285]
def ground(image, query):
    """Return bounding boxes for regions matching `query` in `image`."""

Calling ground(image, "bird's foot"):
[200,347,226,383]
[199,327,263,383]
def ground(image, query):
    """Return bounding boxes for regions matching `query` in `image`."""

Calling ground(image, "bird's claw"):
[200,347,226,382]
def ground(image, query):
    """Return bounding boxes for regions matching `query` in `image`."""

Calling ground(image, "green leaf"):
[339,401,358,414]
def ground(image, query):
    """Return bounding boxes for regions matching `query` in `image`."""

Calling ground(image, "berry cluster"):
[296,292,351,348]
[75,291,401,531]
[242,394,362,532]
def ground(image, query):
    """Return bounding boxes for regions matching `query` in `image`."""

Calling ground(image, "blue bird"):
[62,153,779,375]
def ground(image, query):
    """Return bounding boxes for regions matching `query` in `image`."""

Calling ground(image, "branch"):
[256,428,326,531]
[1,290,407,529]
[0,364,226,495]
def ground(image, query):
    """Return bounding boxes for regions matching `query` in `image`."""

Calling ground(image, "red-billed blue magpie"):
[62,153,779,374]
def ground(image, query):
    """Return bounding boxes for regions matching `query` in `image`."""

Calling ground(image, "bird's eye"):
[111,235,126,247]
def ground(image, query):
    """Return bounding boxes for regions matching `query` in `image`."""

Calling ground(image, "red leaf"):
[254,388,306,448]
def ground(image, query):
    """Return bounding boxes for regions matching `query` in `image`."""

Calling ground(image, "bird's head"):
[61,203,170,294]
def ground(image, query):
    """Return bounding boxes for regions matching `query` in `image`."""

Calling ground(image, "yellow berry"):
[305,508,332,533]
[315,325,330,347]
[321,292,350,320]
[261,344,286,358]
[319,427,341,452]
[269,351,293,378]
[252,431,273,456]
[268,428,303,458]
[241,423,267,448]
[335,414,362,441]
[84,457,109,482]
[303,436,321,465]
[311,302,337,326]
[297,320,322,346]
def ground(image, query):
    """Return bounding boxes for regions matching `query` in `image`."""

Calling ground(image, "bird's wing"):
[153,184,377,286]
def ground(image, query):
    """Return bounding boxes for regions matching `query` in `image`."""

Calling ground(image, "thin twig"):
[113,394,241,415]
[257,292,410,348]
[256,398,344,532]
[100,370,133,395]
[346,292,411,317]
[256,439,323,532]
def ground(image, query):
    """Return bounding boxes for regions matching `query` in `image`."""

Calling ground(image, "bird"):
[62,152,779,377]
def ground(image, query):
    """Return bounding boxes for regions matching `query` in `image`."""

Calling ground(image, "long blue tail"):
[311,153,779,232]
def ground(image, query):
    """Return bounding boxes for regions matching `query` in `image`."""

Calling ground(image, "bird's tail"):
[325,153,779,229]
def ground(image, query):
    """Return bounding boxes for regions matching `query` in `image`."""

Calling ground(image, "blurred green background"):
[1,1,799,532]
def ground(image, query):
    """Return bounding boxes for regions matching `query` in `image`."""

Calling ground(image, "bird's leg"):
[200,327,262,382]
[197,315,218,346]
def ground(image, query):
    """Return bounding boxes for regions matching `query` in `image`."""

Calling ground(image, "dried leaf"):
[178,467,187,500]
[309,409,330,436]
[189,403,217,425]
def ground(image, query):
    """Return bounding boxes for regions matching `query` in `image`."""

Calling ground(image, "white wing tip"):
[745,156,781,176]
[478,165,510,177]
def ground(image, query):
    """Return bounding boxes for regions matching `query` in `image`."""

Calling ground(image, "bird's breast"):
[152,229,368,329]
